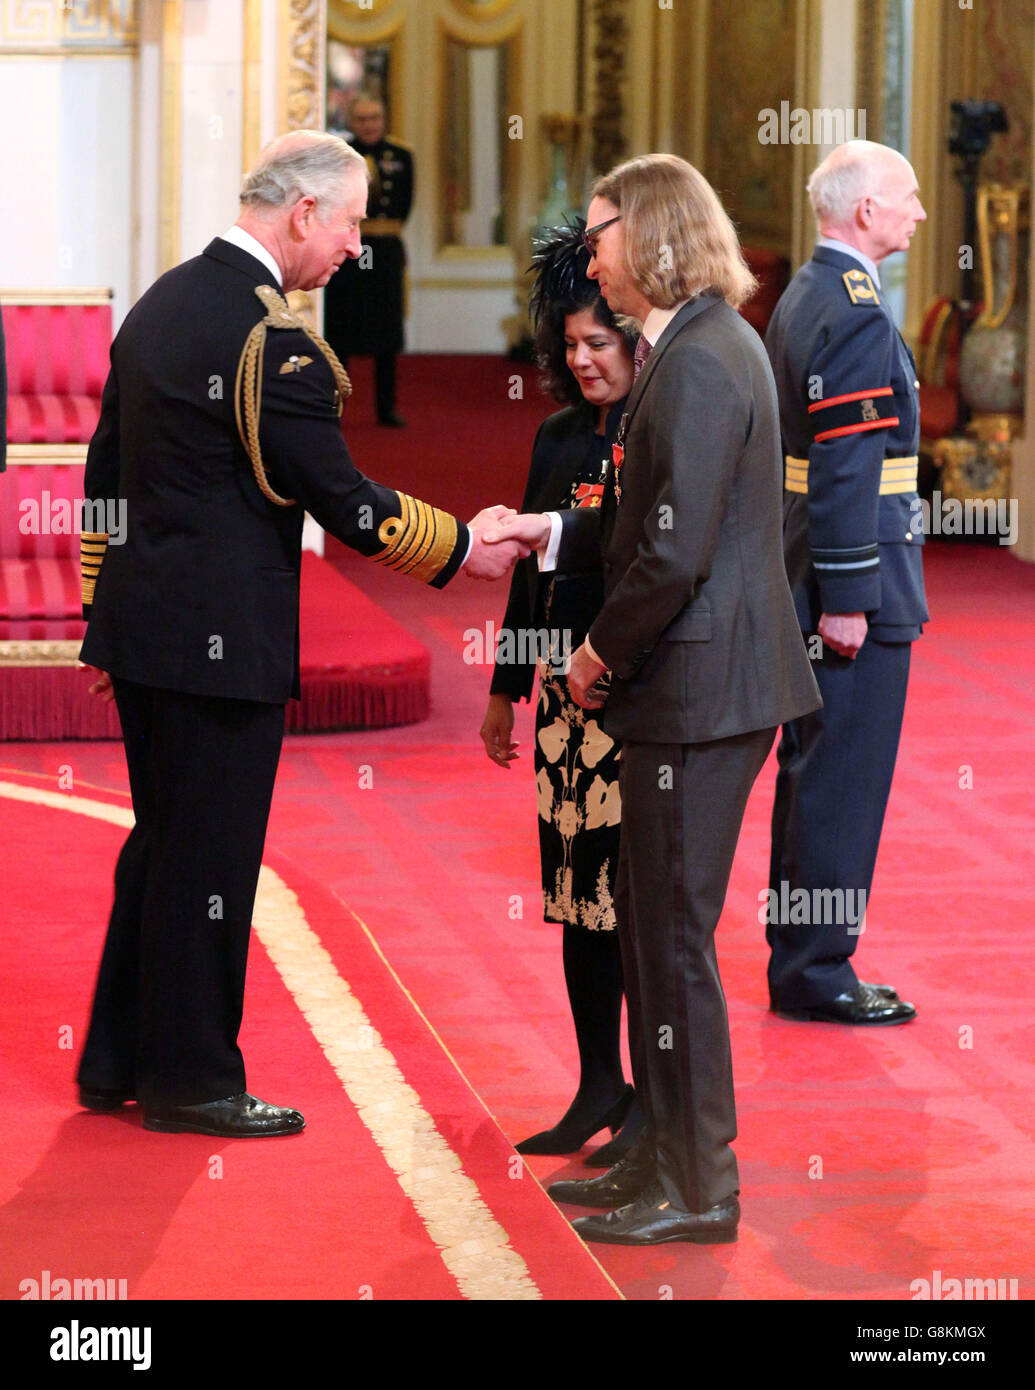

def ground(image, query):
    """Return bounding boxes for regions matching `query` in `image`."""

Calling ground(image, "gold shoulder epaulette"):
[234,284,353,507]
[842,268,880,306]
[386,134,413,152]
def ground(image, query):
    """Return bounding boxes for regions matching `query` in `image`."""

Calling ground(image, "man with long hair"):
[488,154,820,1244]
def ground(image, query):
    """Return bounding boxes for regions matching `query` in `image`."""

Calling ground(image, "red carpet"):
[0,776,617,1300]
[1,356,1033,1305]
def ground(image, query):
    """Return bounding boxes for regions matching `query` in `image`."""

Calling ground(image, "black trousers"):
[616,728,775,1213]
[767,636,912,1009]
[77,680,286,1107]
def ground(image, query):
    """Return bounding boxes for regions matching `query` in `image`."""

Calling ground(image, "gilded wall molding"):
[159,0,182,274]
[280,0,324,131]
[0,0,138,49]
[590,0,626,175]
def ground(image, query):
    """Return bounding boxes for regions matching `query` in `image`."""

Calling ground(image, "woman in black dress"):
[480,223,641,1160]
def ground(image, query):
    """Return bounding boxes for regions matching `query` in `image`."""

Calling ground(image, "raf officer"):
[323,94,413,427]
[765,139,928,1025]
[76,130,525,1138]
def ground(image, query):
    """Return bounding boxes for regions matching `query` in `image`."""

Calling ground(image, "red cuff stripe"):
[814,416,899,443]
[808,387,894,414]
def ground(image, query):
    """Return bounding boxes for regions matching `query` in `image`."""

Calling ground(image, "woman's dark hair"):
[529,219,638,406]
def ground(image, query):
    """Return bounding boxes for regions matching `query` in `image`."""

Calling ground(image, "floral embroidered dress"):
[490,402,624,931]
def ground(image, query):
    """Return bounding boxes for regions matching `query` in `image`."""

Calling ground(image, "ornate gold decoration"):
[280,0,322,131]
[932,436,1012,502]
[590,0,627,175]
[235,285,353,508]
[0,0,137,49]
[0,640,84,667]
[373,492,459,585]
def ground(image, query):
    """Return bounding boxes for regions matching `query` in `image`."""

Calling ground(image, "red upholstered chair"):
[739,246,791,338]
[3,290,111,447]
[1,289,113,642]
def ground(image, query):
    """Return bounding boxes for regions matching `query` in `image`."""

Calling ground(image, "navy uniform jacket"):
[324,135,413,358]
[79,237,467,705]
[765,245,928,642]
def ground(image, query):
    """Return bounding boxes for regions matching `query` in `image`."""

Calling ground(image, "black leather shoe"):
[79,1086,135,1112]
[378,411,406,428]
[517,1084,633,1155]
[860,981,899,999]
[572,1184,739,1246]
[773,982,916,1025]
[547,1151,653,1209]
[142,1092,305,1137]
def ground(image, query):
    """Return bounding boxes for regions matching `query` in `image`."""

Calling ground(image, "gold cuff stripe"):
[374,493,459,585]
[81,533,110,606]
[785,455,919,496]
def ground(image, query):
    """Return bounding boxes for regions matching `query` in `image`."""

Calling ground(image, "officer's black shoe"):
[79,1086,135,1111]
[547,1150,654,1209]
[142,1092,305,1137]
[860,981,899,999]
[378,411,406,428]
[773,982,916,1025]
[572,1184,739,1246]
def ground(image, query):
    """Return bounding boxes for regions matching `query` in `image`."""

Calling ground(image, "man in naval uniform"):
[323,95,413,427]
[76,130,525,1138]
[764,140,928,1025]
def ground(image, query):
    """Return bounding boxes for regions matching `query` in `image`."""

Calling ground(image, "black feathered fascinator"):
[528,217,593,332]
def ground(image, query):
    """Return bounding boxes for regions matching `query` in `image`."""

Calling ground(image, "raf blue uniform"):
[764,244,928,1010]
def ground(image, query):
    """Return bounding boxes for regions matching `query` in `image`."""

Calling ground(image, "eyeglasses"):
[582,215,621,257]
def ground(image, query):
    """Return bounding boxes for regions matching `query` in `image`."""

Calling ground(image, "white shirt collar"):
[219,225,283,286]
[642,301,690,348]
[815,236,881,289]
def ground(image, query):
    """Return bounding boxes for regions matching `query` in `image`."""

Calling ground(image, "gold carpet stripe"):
[0,779,542,1302]
[251,867,541,1300]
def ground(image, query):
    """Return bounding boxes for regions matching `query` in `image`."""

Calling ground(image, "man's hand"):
[818,612,868,659]
[80,664,115,702]
[464,506,530,580]
[481,512,552,551]
[480,693,519,768]
[568,642,608,709]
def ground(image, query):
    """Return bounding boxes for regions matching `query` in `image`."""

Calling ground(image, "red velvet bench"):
[1,290,430,738]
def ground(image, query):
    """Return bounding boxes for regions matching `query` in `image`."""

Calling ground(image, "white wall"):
[0,57,133,326]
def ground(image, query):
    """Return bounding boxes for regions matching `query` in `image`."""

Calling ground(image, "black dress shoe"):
[572,1183,739,1246]
[773,982,916,1025]
[860,981,899,999]
[142,1092,305,1137]
[378,411,406,428]
[547,1151,654,1209]
[79,1086,135,1112]
[516,1084,633,1155]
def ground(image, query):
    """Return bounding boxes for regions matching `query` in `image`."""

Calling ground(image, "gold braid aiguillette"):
[234,284,353,507]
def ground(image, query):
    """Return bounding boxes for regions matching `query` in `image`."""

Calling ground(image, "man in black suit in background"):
[323,95,413,427]
[489,155,821,1244]
[77,129,525,1138]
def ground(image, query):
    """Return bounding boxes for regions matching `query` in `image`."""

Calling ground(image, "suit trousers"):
[616,727,776,1213]
[767,636,912,1009]
[77,679,286,1107]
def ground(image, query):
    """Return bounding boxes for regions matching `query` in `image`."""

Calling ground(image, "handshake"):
[462,509,552,581]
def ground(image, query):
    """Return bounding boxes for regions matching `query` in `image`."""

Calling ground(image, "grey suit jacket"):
[558,294,821,744]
